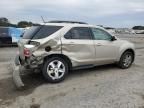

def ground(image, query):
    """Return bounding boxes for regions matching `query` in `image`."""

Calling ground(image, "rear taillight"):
[24,48,30,57]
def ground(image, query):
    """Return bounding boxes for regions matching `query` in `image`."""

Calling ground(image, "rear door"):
[61,27,96,67]
[91,27,118,64]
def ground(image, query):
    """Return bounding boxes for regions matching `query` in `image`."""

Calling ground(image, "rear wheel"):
[118,51,134,69]
[42,57,68,83]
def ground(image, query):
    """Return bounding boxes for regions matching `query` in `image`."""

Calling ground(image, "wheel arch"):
[43,54,72,70]
[119,48,135,62]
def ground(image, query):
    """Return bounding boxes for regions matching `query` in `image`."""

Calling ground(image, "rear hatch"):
[18,26,41,60]
[18,25,63,60]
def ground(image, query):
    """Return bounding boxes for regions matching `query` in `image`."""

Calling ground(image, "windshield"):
[22,25,63,39]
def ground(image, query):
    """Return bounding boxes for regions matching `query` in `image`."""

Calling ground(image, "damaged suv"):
[14,21,135,88]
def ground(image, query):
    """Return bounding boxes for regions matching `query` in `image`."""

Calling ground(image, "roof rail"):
[48,20,87,24]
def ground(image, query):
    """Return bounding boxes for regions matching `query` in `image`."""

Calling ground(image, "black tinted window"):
[64,27,92,40]
[33,26,63,39]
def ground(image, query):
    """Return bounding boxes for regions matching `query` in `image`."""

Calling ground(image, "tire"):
[118,51,134,69]
[42,57,69,83]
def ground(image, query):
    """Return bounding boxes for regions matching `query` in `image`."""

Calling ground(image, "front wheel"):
[42,57,68,83]
[118,51,134,69]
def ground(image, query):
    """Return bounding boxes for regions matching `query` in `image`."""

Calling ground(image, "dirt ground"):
[0,34,144,108]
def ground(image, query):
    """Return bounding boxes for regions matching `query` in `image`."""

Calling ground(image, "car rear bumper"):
[13,55,41,89]
[12,55,25,89]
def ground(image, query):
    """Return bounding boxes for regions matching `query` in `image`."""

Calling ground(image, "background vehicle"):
[0,27,12,44]
[0,27,23,45]
[9,27,24,43]
[15,21,135,84]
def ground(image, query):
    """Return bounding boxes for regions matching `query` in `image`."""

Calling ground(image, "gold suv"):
[15,21,135,84]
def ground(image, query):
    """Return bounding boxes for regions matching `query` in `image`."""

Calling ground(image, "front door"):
[91,27,118,64]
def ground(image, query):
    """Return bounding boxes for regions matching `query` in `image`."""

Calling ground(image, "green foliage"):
[17,21,33,28]
[0,17,9,23]
[17,21,41,28]
[0,17,10,27]
[0,22,17,27]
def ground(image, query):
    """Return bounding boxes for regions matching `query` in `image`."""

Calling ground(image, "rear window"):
[22,26,40,39]
[23,25,63,39]
[33,26,63,39]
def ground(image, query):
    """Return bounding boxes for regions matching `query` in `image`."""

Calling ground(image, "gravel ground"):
[0,35,144,108]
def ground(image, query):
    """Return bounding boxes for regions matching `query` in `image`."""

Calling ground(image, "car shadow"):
[0,72,45,106]
[0,64,117,106]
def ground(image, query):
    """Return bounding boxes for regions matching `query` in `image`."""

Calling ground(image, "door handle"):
[97,43,102,46]
[69,42,75,46]
[70,42,75,44]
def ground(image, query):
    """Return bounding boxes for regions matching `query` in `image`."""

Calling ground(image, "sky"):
[0,0,144,28]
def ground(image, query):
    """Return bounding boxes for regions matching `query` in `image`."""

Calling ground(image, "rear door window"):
[64,27,92,40]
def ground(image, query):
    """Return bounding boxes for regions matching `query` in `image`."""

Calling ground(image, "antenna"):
[41,16,45,23]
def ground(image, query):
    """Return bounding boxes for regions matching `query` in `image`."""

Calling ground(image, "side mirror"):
[111,36,116,41]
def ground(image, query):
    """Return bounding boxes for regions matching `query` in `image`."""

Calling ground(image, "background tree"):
[0,17,10,27]
[0,17,17,27]
[17,21,40,28]
[17,21,31,28]
[0,17,9,23]
[0,17,41,28]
